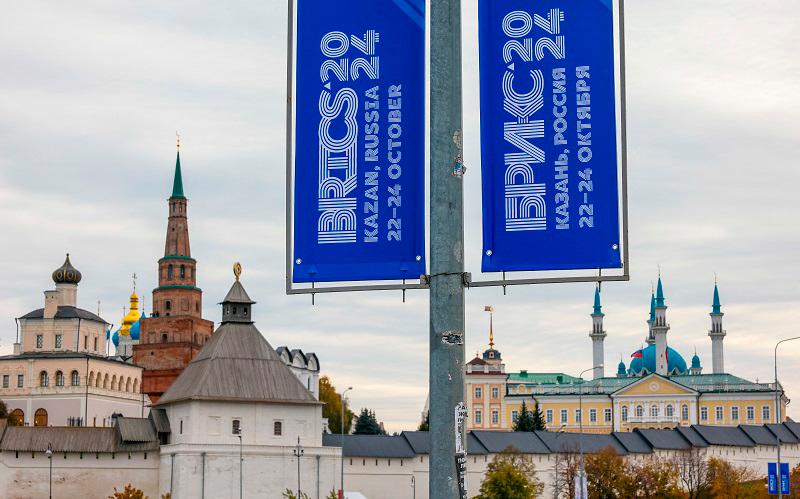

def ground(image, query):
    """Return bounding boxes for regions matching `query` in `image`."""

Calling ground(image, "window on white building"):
[511,411,519,423]
[731,406,739,421]
[560,409,568,424]
[2,375,8,388]
[635,405,643,418]
[491,411,499,424]
[55,334,62,349]
[621,406,628,422]
[475,387,482,399]
[40,371,49,387]
[650,405,659,418]
[763,406,771,421]
[232,419,242,435]
[17,374,23,388]
[666,405,674,418]
[746,406,755,421]
[575,409,582,423]
[36,335,43,349]
[701,407,708,421]
[604,408,612,423]
[546,410,554,424]
[491,387,499,399]
[715,407,723,421]
[682,404,689,421]
[274,421,282,436]
[589,409,597,423]
[55,371,64,387]
[475,410,482,424]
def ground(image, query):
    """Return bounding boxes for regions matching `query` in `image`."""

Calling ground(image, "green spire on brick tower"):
[655,276,665,307]
[171,135,185,199]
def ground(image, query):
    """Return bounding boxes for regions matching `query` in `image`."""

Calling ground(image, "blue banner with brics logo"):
[479,0,622,272]
[293,0,426,283]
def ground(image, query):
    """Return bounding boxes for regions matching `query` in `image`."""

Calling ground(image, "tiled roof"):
[691,425,754,447]
[19,306,107,324]
[508,372,580,384]
[472,431,550,454]
[535,431,628,455]
[0,420,158,453]
[634,429,692,450]
[612,431,652,453]
[739,425,779,446]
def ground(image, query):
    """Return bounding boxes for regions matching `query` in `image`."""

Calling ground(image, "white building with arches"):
[0,255,145,427]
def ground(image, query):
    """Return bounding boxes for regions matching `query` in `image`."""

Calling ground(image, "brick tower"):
[134,142,214,403]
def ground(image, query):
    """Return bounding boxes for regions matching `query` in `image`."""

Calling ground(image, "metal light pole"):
[340,386,352,498]
[46,442,53,499]
[411,474,416,499]
[577,365,602,499]
[294,436,305,498]
[233,424,242,499]
[429,0,465,496]
[774,337,800,499]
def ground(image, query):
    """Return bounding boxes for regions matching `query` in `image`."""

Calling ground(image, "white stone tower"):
[652,277,670,376]
[708,282,726,374]
[590,287,606,379]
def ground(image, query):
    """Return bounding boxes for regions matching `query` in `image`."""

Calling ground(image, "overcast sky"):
[1,1,799,433]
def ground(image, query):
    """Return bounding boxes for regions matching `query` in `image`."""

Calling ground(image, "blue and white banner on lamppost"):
[478,0,623,272]
[292,0,426,283]
[768,462,790,495]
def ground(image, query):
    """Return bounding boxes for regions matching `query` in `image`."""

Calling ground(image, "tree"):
[706,457,762,499]
[475,447,544,499]
[513,401,535,432]
[282,490,310,499]
[0,399,7,419]
[553,447,581,498]
[630,455,682,499]
[319,376,354,434]
[418,412,429,431]
[530,402,546,431]
[674,448,711,499]
[584,446,633,498]
[108,485,146,499]
[353,408,385,435]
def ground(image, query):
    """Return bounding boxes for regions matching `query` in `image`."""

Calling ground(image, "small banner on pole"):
[292,0,426,283]
[455,402,467,498]
[768,462,790,495]
[478,0,623,272]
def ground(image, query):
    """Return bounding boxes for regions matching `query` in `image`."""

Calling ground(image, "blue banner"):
[768,462,790,495]
[479,0,622,272]
[293,0,426,283]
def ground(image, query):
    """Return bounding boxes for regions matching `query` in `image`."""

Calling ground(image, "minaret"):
[645,292,656,346]
[590,287,606,379]
[652,276,670,376]
[708,282,726,374]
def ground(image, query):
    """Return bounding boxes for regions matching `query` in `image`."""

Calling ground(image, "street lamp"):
[46,442,53,499]
[774,337,800,499]
[340,386,353,498]
[577,365,603,499]
[233,423,242,499]
[293,436,305,498]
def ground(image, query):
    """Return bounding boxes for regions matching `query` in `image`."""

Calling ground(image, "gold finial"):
[233,262,242,281]
[176,131,181,151]
[714,272,718,286]
[484,305,494,349]
[132,272,137,292]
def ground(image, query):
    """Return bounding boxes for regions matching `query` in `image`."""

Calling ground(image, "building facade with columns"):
[0,256,145,428]
[466,277,787,434]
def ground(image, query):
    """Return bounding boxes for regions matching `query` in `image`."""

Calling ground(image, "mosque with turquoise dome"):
[465,277,789,434]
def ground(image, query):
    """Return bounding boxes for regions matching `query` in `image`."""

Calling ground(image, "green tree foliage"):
[319,376,354,434]
[475,447,544,499]
[582,446,681,498]
[530,403,546,431]
[353,408,385,435]
[418,412,429,431]
[513,401,535,432]
[705,457,763,499]
[282,490,310,499]
[629,455,682,499]
[0,399,7,419]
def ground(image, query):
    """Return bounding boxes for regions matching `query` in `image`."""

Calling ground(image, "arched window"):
[682,404,689,421]
[103,373,109,389]
[650,405,659,418]
[162,333,168,343]
[180,264,186,278]
[88,371,95,386]
[126,378,131,392]
[40,371,49,387]
[9,409,24,426]
[666,404,674,418]
[133,379,139,393]
[621,406,629,421]
[635,405,643,418]
[55,371,64,387]
[34,408,48,427]
[167,265,174,280]
[165,301,172,311]
[111,375,117,391]
[96,373,102,388]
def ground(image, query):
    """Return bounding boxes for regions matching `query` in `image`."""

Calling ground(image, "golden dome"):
[119,291,141,338]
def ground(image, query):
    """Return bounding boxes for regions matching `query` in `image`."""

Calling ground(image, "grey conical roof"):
[156,319,318,406]
[220,280,255,304]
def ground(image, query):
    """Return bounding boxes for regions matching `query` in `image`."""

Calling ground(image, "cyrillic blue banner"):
[293,0,426,282]
[768,462,790,495]
[479,0,623,272]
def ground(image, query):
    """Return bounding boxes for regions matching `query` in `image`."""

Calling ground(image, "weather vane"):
[132,272,137,292]
[233,262,242,281]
